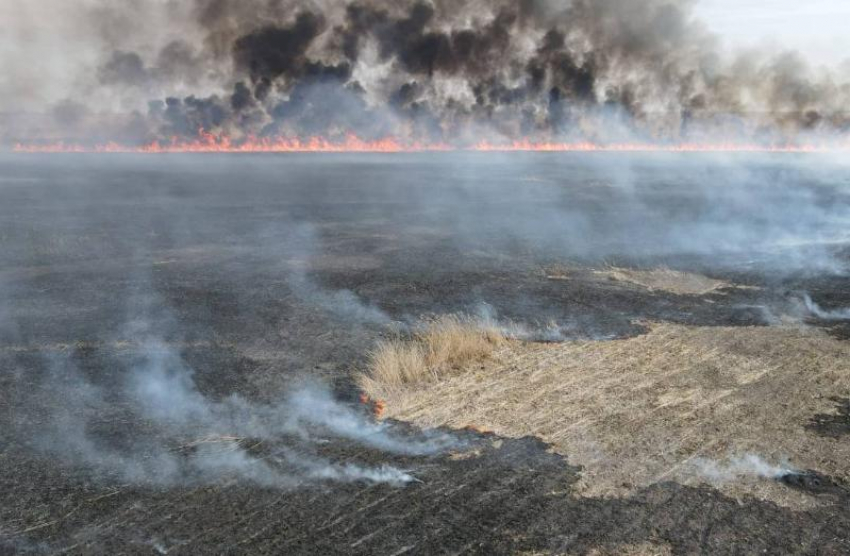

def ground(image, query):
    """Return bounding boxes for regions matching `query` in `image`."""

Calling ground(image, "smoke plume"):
[691,454,796,483]
[22,292,455,488]
[5,0,850,146]
[803,293,850,320]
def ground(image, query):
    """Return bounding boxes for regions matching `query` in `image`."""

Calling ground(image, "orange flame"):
[473,139,828,153]
[11,130,846,154]
[358,394,386,420]
[13,131,451,154]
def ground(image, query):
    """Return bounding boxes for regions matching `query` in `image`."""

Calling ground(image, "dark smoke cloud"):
[233,12,327,83]
[7,0,850,145]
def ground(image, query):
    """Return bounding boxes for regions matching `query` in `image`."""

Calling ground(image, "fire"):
[473,139,827,153]
[463,424,493,434]
[359,394,386,419]
[11,130,845,154]
[13,131,451,154]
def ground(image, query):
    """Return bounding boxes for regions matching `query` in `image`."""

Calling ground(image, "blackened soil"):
[3,433,850,554]
[2,154,850,554]
[807,398,850,439]
[779,470,850,499]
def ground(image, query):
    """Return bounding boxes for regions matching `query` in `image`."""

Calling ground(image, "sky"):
[696,0,850,67]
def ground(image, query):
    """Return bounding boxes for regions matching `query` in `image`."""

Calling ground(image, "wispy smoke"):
[691,454,796,483]
[5,0,850,145]
[289,273,394,326]
[803,293,850,320]
[473,302,598,343]
[270,222,397,326]
[27,295,453,488]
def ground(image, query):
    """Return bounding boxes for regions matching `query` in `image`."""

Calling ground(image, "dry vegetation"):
[522,544,672,556]
[357,315,505,397]
[546,265,736,295]
[596,266,731,295]
[361,321,850,507]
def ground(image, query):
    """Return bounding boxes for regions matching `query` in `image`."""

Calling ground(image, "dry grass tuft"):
[358,315,505,397]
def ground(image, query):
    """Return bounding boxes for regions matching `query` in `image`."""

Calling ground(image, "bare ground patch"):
[360,321,850,508]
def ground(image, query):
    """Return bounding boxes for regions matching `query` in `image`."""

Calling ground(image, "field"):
[1,153,849,554]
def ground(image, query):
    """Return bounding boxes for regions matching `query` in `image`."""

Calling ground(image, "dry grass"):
[365,322,850,507]
[594,266,733,295]
[523,542,672,556]
[584,543,672,556]
[357,315,505,397]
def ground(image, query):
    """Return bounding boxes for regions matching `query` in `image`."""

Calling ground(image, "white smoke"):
[803,293,850,320]
[31,310,455,488]
[284,384,456,456]
[280,450,415,485]
[267,222,397,327]
[473,302,614,343]
[691,454,796,483]
[291,276,394,326]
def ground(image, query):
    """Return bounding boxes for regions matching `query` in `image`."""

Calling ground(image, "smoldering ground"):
[2,151,850,551]
[15,287,454,488]
[5,0,850,146]
[1,152,849,330]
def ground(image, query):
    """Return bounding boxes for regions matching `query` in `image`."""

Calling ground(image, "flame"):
[11,129,846,154]
[358,394,386,420]
[473,139,828,153]
[14,131,451,154]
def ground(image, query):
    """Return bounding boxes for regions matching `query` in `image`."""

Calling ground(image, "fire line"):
[11,130,842,154]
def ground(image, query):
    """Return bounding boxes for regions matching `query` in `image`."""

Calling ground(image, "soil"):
[1,153,849,554]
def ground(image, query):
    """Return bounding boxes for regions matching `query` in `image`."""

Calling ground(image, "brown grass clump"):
[358,315,505,397]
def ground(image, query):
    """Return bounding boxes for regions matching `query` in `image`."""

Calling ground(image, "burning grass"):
[357,315,505,397]
[363,322,850,507]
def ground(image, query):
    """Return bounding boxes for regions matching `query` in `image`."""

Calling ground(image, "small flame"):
[11,129,846,154]
[473,139,829,153]
[358,394,386,419]
[372,400,386,420]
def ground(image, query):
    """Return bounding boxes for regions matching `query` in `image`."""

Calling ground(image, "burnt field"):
[2,153,850,554]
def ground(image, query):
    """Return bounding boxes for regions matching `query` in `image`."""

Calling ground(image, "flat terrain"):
[1,153,849,554]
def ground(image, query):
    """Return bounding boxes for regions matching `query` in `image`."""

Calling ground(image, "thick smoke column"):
[6,0,850,146]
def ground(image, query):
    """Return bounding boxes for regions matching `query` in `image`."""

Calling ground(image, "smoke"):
[290,273,394,325]
[269,222,397,326]
[33,353,431,487]
[285,383,453,455]
[24,293,454,488]
[803,293,850,320]
[691,454,796,483]
[5,0,850,146]
[473,302,605,343]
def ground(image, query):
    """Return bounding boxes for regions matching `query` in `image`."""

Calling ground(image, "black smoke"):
[18,0,850,145]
